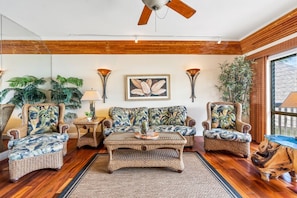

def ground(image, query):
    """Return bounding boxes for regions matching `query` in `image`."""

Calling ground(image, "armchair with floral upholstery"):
[6,103,69,182]
[202,102,252,158]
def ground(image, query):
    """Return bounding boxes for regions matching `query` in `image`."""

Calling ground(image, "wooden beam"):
[1,40,242,55]
[241,8,297,54]
[1,9,296,55]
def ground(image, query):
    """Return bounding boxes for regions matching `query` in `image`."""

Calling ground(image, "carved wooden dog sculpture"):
[251,139,297,181]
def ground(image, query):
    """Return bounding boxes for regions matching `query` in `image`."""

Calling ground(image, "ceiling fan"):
[138,0,196,25]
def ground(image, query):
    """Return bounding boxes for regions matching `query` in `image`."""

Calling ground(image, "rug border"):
[194,152,242,198]
[59,152,242,198]
[58,153,99,198]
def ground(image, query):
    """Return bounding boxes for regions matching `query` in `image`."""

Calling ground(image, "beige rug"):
[60,152,241,198]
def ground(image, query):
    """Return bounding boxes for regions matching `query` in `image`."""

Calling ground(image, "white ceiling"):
[0,0,296,41]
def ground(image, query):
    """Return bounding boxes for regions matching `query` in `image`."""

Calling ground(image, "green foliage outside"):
[216,56,254,115]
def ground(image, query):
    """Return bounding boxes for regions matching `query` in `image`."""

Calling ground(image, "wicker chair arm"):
[202,119,211,130]
[7,125,27,140]
[236,120,252,133]
[59,123,70,133]
[185,116,196,127]
[102,118,113,128]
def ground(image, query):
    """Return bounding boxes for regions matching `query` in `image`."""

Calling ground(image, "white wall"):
[2,54,237,136]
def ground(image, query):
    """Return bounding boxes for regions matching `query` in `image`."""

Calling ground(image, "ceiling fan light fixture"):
[217,37,221,44]
[142,0,170,10]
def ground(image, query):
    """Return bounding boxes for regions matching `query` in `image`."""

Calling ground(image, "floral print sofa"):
[102,105,196,146]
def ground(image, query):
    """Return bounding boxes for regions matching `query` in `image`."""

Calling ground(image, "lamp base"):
[90,101,97,119]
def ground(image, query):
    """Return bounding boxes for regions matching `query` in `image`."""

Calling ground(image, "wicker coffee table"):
[104,132,187,173]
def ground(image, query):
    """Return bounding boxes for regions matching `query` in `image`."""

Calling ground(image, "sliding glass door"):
[271,53,297,136]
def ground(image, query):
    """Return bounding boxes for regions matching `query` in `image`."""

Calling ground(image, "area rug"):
[59,152,241,198]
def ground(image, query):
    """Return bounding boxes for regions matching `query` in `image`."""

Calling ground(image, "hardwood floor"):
[0,137,296,198]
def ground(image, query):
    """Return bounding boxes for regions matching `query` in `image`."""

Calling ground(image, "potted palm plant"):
[50,75,83,122]
[0,75,46,108]
[50,75,83,109]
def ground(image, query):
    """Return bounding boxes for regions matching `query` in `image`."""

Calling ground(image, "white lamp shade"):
[280,92,297,108]
[81,90,101,101]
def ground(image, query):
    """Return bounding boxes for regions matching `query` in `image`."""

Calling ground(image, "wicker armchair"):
[6,103,69,182]
[0,104,15,152]
[202,102,252,158]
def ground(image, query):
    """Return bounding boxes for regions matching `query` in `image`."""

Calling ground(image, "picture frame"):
[125,74,170,101]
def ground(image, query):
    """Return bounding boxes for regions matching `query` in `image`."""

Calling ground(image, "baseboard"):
[0,150,9,161]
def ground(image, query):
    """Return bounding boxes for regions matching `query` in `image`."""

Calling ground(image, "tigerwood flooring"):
[0,137,297,198]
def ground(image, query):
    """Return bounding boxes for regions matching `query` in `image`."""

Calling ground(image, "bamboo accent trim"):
[1,40,242,55]
[249,57,267,143]
[247,37,297,60]
[241,8,297,54]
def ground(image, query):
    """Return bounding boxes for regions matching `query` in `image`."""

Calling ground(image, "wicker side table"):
[104,132,187,173]
[74,117,105,148]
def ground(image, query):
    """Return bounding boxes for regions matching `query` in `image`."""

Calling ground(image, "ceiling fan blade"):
[138,6,152,25]
[166,0,196,18]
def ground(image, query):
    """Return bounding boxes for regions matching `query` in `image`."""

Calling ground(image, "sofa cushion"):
[109,107,148,127]
[148,106,187,126]
[7,133,68,161]
[211,104,236,129]
[28,105,60,135]
[204,128,251,143]
[104,126,141,136]
[109,107,130,127]
[8,141,64,161]
[8,132,69,149]
[130,107,149,126]
[150,125,196,136]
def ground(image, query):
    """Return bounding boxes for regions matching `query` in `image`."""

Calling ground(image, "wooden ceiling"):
[1,8,296,55]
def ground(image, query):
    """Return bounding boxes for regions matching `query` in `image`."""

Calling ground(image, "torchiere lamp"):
[186,68,200,102]
[81,89,101,119]
[97,68,111,103]
[0,70,3,78]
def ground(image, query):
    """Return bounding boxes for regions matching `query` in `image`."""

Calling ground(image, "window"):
[270,53,297,136]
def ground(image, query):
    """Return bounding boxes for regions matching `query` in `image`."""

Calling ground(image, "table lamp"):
[81,89,101,119]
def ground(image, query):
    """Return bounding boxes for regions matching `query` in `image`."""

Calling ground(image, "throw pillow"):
[211,104,236,129]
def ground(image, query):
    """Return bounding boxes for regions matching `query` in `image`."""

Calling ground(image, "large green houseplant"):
[50,75,83,122]
[216,56,254,116]
[0,75,46,108]
[50,75,83,108]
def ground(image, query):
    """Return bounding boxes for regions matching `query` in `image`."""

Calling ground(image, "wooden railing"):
[273,106,297,136]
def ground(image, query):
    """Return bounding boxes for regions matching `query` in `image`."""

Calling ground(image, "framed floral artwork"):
[125,74,170,101]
